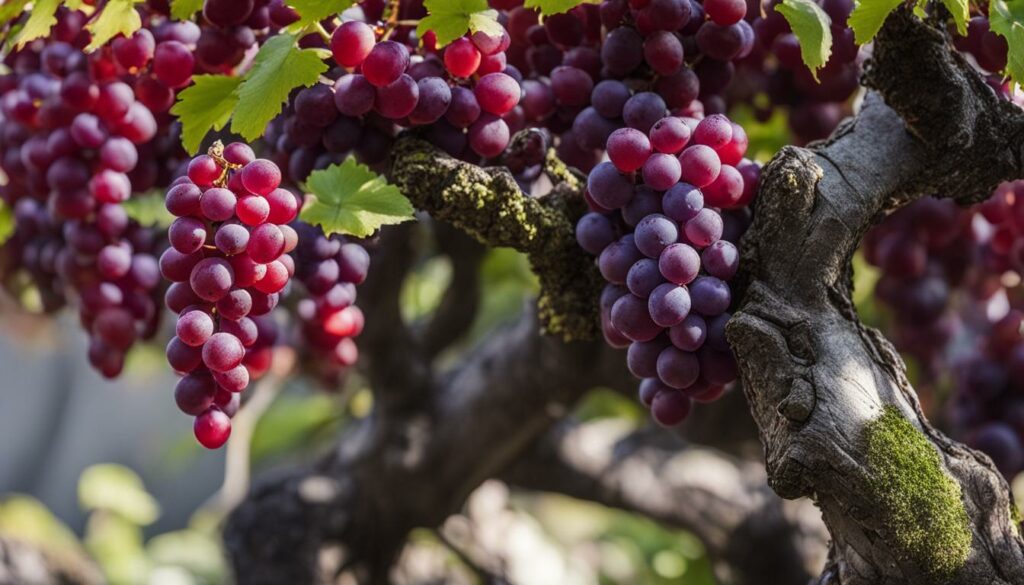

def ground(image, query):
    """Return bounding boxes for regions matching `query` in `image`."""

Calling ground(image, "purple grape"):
[599,234,644,284]
[628,338,669,379]
[611,293,662,342]
[657,346,700,389]
[627,258,664,297]
[669,314,707,351]
[623,92,667,134]
[642,153,682,191]
[658,242,700,285]
[576,212,618,255]
[683,208,723,248]
[634,214,678,258]
[702,240,739,280]
[663,182,703,222]
[587,161,634,209]
[689,276,731,316]
[648,282,691,327]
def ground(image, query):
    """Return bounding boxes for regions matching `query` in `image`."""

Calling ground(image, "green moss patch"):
[863,406,971,580]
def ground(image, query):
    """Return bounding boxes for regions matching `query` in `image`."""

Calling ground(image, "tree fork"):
[729,9,1024,583]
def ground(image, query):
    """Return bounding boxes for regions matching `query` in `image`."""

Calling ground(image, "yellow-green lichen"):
[864,406,971,580]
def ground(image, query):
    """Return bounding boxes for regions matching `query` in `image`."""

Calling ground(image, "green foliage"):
[991,0,1024,86]
[231,33,329,141]
[524,0,598,16]
[85,0,143,52]
[942,0,969,35]
[418,0,505,47]
[774,0,832,81]
[170,0,203,20]
[13,0,60,48]
[300,158,415,238]
[0,496,82,555]
[78,464,161,526]
[0,201,12,245]
[863,406,971,579]
[848,0,903,44]
[0,0,29,28]
[286,0,356,31]
[122,191,174,228]
[251,392,343,461]
[171,75,242,154]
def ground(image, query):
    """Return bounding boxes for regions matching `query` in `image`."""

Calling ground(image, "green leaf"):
[171,75,242,154]
[230,33,328,141]
[523,0,596,15]
[991,0,1024,85]
[0,201,13,246]
[942,0,969,35]
[774,0,832,81]
[13,0,60,49]
[78,464,160,526]
[170,0,203,20]
[0,0,30,28]
[300,158,415,237]
[85,0,143,52]
[122,191,174,228]
[417,0,504,47]
[285,0,355,31]
[848,0,903,44]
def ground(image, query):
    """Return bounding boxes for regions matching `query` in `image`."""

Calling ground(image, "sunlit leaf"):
[300,158,414,237]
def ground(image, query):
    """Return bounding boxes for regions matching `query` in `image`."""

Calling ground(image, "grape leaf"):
[991,0,1024,85]
[417,0,504,47]
[122,191,174,228]
[0,0,30,28]
[13,0,60,49]
[524,0,596,15]
[942,0,969,36]
[286,0,356,31]
[0,201,13,245]
[775,0,832,81]
[85,0,144,52]
[300,159,415,237]
[171,75,242,154]
[170,0,203,20]
[231,33,328,142]
[848,0,903,44]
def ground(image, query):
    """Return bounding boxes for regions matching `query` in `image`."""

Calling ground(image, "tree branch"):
[729,9,1024,583]
[224,308,628,584]
[390,138,600,341]
[503,419,828,585]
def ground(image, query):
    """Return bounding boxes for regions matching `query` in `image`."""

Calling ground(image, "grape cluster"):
[163,144,298,448]
[577,112,758,426]
[731,0,861,143]
[0,6,186,377]
[486,0,760,186]
[861,198,974,376]
[268,9,525,185]
[859,183,1024,477]
[291,223,370,388]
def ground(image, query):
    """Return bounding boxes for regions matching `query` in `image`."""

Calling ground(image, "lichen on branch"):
[389,137,601,341]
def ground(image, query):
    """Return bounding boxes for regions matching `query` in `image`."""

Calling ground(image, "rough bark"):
[504,418,828,585]
[727,8,1024,584]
